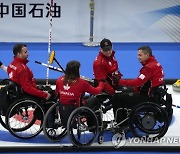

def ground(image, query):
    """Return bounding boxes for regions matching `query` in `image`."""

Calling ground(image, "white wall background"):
[0,0,180,42]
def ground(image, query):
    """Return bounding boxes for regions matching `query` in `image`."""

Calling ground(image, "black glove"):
[112,76,119,85]
[0,61,3,67]
[38,85,56,101]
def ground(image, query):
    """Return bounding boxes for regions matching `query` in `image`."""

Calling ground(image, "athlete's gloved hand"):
[112,76,120,85]
[0,61,3,67]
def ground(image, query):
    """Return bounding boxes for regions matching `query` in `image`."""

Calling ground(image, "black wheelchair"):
[42,83,172,147]
[42,101,100,146]
[0,79,22,129]
[41,92,119,146]
[0,79,56,139]
[42,92,118,147]
[67,85,172,147]
[42,102,67,142]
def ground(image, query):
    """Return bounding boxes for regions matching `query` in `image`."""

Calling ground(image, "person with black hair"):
[55,60,104,126]
[93,38,122,95]
[7,44,51,100]
[112,46,164,125]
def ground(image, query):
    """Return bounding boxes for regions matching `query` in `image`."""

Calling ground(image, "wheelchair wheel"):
[5,98,44,139]
[43,103,67,142]
[97,132,104,144]
[67,107,98,147]
[0,115,7,129]
[0,79,13,129]
[129,102,169,141]
[168,107,173,125]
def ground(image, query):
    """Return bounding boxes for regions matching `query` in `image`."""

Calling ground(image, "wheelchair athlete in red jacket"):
[93,38,122,95]
[7,44,51,100]
[55,60,104,127]
[112,46,165,125]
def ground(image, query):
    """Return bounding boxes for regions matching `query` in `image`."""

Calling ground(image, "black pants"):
[84,96,101,128]
[59,103,76,127]
[112,92,154,124]
[85,95,99,111]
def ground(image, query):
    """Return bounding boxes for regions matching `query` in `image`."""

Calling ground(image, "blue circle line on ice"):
[0,116,175,144]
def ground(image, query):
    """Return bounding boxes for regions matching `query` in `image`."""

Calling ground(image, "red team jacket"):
[7,57,49,99]
[93,51,122,94]
[119,56,164,96]
[55,76,104,107]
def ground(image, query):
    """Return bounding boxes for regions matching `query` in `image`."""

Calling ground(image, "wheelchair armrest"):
[95,92,112,101]
[6,80,23,100]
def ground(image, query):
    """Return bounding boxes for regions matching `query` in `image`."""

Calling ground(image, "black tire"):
[67,107,98,147]
[167,107,173,125]
[43,103,67,142]
[0,79,13,129]
[97,133,104,144]
[129,102,169,141]
[5,98,44,139]
[0,115,7,129]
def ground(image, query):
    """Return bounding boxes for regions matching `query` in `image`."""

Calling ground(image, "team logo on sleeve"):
[139,74,145,80]
[9,72,13,78]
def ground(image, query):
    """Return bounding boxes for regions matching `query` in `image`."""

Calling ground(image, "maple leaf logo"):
[63,84,70,90]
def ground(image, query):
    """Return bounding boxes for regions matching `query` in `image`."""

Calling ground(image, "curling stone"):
[172,79,180,92]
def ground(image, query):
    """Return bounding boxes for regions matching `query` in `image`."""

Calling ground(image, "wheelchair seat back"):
[152,84,172,108]
[151,84,173,122]
[0,79,23,115]
[7,80,23,101]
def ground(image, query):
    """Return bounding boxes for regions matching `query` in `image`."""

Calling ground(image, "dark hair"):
[13,44,27,56]
[64,60,80,84]
[138,46,152,56]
